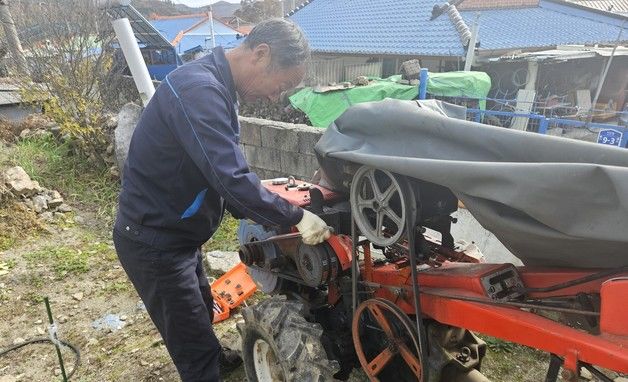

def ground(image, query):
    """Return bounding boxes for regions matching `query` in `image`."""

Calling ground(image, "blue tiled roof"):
[290,0,627,57]
[150,16,205,43]
[460,2,627,51]
[290,0,465,56]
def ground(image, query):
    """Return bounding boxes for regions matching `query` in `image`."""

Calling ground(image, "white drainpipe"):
[112,17,156,106]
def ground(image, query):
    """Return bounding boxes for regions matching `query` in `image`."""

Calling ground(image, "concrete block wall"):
[238,116,324,181]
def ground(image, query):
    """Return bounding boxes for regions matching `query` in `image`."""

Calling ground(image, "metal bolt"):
[456,346,471,363]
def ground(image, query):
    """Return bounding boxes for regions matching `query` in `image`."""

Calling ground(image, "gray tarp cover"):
[314,99,628,268]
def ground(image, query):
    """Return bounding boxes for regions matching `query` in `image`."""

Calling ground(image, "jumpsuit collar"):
[211,46,237,103]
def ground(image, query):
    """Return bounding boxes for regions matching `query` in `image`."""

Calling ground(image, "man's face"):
[238,44,306,103]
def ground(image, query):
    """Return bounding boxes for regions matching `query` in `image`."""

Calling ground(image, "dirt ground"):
[0,136,618,382]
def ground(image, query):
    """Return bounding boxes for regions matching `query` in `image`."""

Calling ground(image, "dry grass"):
[0,200,46,251]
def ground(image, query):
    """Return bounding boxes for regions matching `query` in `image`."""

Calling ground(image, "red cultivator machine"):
[236,167,628,382]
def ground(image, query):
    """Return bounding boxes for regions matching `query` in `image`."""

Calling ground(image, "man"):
[113,19,330,381]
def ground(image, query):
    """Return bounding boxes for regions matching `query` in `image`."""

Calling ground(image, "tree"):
[10,0,121,166]
[234,0,282,23]
[0,0,29,75]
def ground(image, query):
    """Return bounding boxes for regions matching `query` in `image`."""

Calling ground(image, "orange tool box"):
[211,262,257,323]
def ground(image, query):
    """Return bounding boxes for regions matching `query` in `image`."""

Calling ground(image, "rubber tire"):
[238,295,342,382]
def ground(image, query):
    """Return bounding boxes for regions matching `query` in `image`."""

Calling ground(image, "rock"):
[12,337,25,345]
[58,315,68,324]
[106,144,114,155]
[72,292,83,301]
[45,190,64,208]
[19,129,31,139]
[87,338,99,347]
[0,375,17,382]
[57,203,72,213]
[120,315,127,321]
[49,124,61,137]
[400,59,422,80]
[53,368,61,376]
[40,212,54,222]
[74,215,86,225]
[54,212,65,219]
[579,367,592,380]
[109,166,120,179]
[204,251,240,274]
[106,115,118,130]
[115,102,143,172]
[34,319,42,324]
[140,360,149,367]
[353,76,369,86]
[36,327,45,335]
[23,198,34,210]
[32,195,48,213]
[4,166,41,197]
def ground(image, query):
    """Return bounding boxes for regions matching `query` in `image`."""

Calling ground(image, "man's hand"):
[295,210,332,245]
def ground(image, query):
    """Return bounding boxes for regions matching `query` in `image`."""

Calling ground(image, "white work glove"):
[295,210,332,245]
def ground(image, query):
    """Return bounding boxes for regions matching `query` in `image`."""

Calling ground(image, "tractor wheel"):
[238,295,342,382]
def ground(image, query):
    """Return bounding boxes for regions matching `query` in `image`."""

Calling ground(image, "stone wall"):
[238,116,324,181]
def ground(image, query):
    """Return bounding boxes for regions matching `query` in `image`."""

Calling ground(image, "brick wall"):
[238,116,324,181]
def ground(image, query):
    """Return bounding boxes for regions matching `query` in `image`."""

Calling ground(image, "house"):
[0,82,43,123]
[108,3,244,80]
[148,13,244,59]
[289,0,627,83]
[565,0,628,16]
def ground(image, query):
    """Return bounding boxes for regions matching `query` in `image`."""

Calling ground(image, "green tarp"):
[289,71,491,128]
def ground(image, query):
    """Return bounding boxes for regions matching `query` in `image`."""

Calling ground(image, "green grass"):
[23,240,117,279]
[101,280,132,294]
[0,237,16,251]
[204,213,241,252]
[24,246,91,278]
[10,134,119,221]
[480,335,549,381]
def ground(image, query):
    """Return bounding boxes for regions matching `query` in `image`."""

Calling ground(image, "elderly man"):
[113,19,330,381]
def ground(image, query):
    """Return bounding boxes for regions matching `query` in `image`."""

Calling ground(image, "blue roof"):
[460,1,627,51]
[290,0,628,57]
[290,0,464,56]
[150,16,204,43]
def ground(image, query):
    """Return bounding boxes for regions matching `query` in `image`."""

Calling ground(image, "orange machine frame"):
[360,259,628,378]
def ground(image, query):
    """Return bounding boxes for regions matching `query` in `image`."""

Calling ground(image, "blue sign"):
[597,129,623,147]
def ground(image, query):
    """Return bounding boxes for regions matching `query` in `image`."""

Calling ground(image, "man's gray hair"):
[243,19,310,69]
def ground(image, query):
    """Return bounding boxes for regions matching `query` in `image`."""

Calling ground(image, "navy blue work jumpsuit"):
[112,47,303,381]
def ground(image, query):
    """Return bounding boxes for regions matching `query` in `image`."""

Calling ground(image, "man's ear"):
[252,43,272,67]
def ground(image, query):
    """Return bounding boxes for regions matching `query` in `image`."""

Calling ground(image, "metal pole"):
[209,9,216,48]
[44,297,68,382]
[400,176,428,382]
[463,15,479,71]
[351,215,359,315]
[419,68,429,100]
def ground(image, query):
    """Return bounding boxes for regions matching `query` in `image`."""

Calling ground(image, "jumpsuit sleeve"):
[163,78,304,227]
